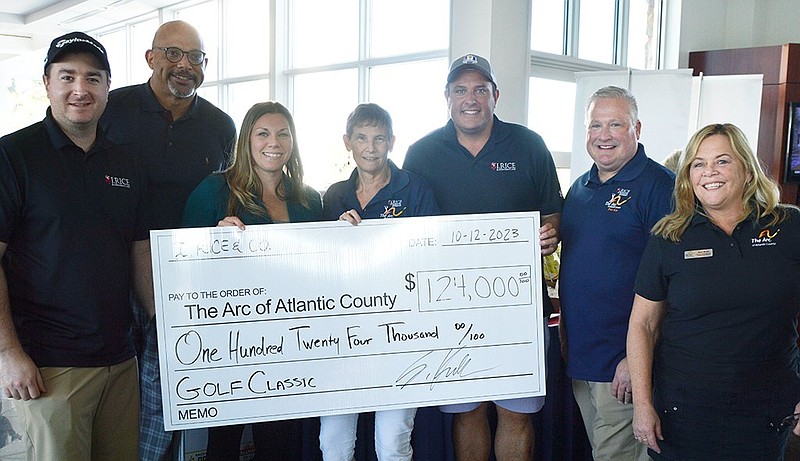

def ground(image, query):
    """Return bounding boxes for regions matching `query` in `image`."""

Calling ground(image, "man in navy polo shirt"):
[99,20,235,460]
[558,86,674,461]
[0,32,153,460]
[403,54,563,461]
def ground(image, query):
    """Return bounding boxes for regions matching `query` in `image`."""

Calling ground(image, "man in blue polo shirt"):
[99,20,235,460]
[558,86,674,461]
[404,54,563,461]
[0,31,153,460]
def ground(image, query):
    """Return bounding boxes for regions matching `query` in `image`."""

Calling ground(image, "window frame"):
[534,0,665,70]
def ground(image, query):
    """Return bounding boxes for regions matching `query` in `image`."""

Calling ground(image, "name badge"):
[684,249,713,259]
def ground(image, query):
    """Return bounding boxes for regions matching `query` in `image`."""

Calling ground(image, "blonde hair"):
[652,123,790,241]
[224,101,308,218]
[662,149,682,173]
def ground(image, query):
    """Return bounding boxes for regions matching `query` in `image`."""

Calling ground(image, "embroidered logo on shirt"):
[381,200,406,218]
[605,188,631,212]
[751,228,780,247]
[684,249,713,259]
[105,175,131,189]
[490,162,516,171]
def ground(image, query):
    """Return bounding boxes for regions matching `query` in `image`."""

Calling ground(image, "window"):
[227,80,271,133]
[98,17,159,89]
[0,54,48,136]
[290,0,358,68]
[0,0,447,189]
[529,0,663,183]
[98,29,128,88]
[531,0,565,55]
[131,19,160,84]
[4,0,668,190]
[577,0,616,64]
[368,60,450,166]
[531,0,662,69]
[627,0,660,70]
[287,0,449,190]
[369,1,449,58]
[292,69,359,188]
[224,0,270,78]
[175,2,219,81]
[528,78,576,195]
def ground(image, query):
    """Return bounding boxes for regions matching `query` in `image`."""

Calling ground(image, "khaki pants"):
[14,358,139,461]
[572,379,650,461]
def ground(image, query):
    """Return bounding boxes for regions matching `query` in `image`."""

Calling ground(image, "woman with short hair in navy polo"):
[319,103,439,461]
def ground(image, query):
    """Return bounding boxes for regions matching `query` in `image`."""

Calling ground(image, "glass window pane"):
[196,85,219,107]
[368,59,449,166]
[131,18,159,84]
[531,0,565,54]
[528,77,575,154]
[291,0,358,68]
[0,54,48,136]
[370,0,448,58]
[556,168,571,195]
[627,0,658,69]
[227,80,271,133]
[225,0,269,77]
[292,69,359,190]
[578,0,615,64]
[175,2,220,81]
[98,29,127,90]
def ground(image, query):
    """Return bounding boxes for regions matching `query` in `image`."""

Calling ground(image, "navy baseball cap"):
[447,53,497,88]
[44,32,110,75]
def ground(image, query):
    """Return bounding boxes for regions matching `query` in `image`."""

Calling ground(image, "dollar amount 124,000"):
[417,265,532,310]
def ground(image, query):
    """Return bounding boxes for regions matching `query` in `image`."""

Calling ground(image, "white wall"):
[753,0,800,46]
[450,0,531,124]
[675,0,800,68]
[672,0,727,68]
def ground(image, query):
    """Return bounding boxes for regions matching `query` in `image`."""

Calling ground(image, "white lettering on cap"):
[55,37,105,55]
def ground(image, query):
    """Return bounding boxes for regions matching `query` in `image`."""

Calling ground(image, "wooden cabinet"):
[689,44,800,205]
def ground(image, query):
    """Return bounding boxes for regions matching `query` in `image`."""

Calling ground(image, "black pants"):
[206,420,303,461]
[649,381,797,461]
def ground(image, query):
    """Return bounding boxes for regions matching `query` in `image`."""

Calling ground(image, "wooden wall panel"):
[689,44,799,204]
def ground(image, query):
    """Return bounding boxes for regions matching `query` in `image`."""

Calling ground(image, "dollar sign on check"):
[404,273,416,291]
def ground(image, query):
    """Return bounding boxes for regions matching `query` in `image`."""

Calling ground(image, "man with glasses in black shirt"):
[100,20,235,461]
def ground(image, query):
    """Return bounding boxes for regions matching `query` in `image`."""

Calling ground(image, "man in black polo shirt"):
[404,54,563,461]
[99,20,235,460]
[0,32,153,460]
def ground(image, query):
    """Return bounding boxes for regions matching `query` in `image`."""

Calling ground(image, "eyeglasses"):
[154,47,206,65]
[770,413,800,432]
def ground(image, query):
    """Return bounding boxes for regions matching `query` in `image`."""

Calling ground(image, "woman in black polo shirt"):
[627,123,800,460]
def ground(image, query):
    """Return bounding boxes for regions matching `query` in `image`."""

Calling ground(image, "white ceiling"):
[0,0,173,63]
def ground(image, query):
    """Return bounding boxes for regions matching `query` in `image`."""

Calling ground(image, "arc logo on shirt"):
[105,175,131,189]
[381,200,406,218]
[490,162,516,171]
[605,188,631,212]
[751,227,780,247]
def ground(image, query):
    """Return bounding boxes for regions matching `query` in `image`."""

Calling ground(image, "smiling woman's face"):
[250,113,293,176]
[689,134,749,214]
[344,123,394,177]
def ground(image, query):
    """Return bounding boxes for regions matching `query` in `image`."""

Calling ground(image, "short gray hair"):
[585,85,638,125]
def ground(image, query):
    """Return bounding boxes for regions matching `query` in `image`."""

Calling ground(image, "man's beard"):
[168,80,197,99]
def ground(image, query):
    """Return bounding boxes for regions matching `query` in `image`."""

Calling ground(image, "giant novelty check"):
[151,212,545,430]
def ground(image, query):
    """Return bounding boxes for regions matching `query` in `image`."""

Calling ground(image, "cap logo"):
[462,54,479,65]
[55,37,105,56]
